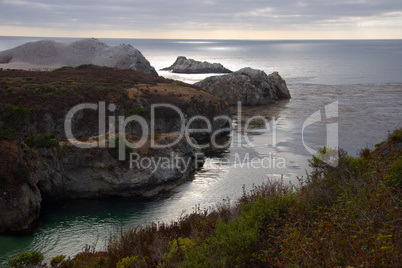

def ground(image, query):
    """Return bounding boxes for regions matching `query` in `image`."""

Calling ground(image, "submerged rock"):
[0,38,158,76]
[161,56,232,74]
[195,67,291,105]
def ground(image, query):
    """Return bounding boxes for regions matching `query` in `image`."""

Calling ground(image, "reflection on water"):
[1,83,401,266]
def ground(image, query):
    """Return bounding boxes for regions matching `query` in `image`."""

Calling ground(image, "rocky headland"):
[0,66,230,233]
[0,38,158,76]
[161,56,232,74]
[195,67,291,105]
[0,40,290,234]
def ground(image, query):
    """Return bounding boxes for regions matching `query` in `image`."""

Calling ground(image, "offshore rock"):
[0,38,158,76]
[161,56,232,74]
[195,67,291,105]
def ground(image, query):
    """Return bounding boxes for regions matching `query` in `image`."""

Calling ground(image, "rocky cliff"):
[161,56,232,74]
[0,38,158,76]
[0,66,230,233]
[195,68,291,105]
[32,134,203,199]
[0,140,42,233]
[0,182,42,233]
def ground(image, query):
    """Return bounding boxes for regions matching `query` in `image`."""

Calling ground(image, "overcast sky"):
[1,0,402,39]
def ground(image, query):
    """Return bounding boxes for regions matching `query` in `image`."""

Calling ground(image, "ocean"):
[0,37,401,266]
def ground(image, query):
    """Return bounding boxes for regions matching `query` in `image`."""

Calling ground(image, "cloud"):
[1,0,402,38]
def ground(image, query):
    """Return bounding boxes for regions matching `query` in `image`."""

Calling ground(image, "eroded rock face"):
[161,56,232,74]
[32,134,202,199]
[0,134,203,232]
[0,67,231,233]
[0,38,158,76]
[0,182,41,233]
[195,68,291,105]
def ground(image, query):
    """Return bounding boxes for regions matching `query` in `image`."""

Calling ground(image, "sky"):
[1,0,402,39]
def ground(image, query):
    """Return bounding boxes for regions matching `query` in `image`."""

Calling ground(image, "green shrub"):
[61,251,109,267]
[0,128,17,140]
[162,237,211,268]
[161,192,295,267]
[385,158,402,187]
[8,251,43,267]
[48,129,402,268]
[125,107,150,118]
[213,217,260,266]
[375,140,386,148]
[25,134,59,149]
[342,155,368,178]
[52,66,73,72]
[389,129,402,143]
[0,105,33,125]
[64,78,76,83]
[116,256,144,268]
[23,135,35,147]
[58,144,70,155]
[76,64,98,69]
[308,146,340,171]
[278,132,401,267]
[50,255,66,267]
[35,134,58,148]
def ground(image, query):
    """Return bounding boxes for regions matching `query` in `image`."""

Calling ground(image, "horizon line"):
[1,35,402,41]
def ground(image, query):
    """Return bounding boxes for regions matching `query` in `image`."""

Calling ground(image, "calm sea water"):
[0,37,402,266]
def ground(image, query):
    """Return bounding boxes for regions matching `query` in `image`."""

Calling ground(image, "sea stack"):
[161,56,232,74]
[195,67,291,105]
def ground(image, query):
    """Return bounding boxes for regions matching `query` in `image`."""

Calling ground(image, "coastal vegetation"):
[8,130,401,267]
[0,65,230,234]
[0,104,32,163]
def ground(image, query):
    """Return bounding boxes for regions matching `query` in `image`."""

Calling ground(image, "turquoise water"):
[0,38,402,266]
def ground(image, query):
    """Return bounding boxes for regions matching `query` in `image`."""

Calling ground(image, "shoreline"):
[0,62,62,71]
[1,38,402,266]
[3,62,402,88]
[3,130,401,266]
